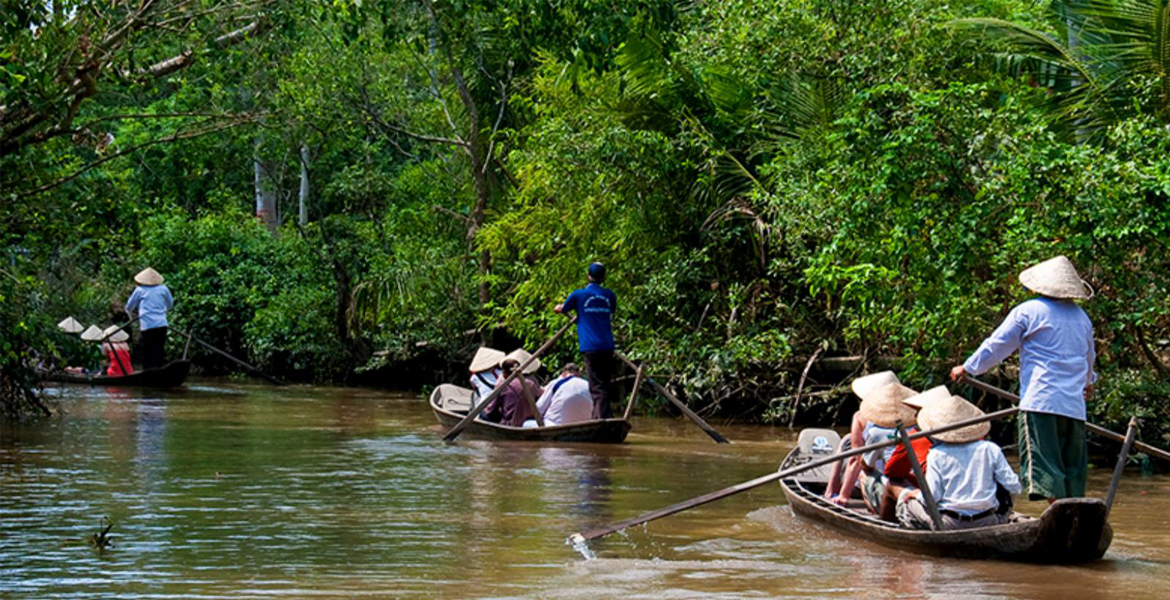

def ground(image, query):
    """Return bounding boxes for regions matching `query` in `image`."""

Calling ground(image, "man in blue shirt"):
[125,267,174,370]
[555,262,617,419]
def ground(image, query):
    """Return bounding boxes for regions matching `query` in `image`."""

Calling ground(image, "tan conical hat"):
[469,347,506,372]
[504,348,541,374]
[851,370,901,400]
[859,382,919,427]
[1019,256,1091,300]
[102,325,129,343]
[80,325,104,341]
[134,267,164,286]
[903,385,952,410]
[916,394,990,443]
[57,316,85,334]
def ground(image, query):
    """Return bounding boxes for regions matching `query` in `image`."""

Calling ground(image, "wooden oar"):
[961,375,1170,463]
[171,327,287,386]
[442,317,577,443]
[519,375,545,428]
[568,405,1019,544]
[616,352,729,444]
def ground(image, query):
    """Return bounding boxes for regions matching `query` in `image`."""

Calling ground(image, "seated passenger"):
[824,371,917,508]
[532,363,593,426]
[100,325,134,377]
[878,386,950,521]
[897,394,1021,530]
[468,347,506,401]
[481,355,544,427]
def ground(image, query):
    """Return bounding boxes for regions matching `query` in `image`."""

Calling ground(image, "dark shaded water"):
[1,381,1167,599]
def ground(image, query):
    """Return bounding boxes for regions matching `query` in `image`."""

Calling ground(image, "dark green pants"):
[1018,411,1087,500]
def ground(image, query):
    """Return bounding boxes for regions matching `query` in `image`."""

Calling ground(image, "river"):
[1,381,1167,599]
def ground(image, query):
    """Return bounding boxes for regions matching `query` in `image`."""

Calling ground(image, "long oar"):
[442,317,577,443]
[961,375,1170,463]
[171,327,287,386]
[568,406,1019,544]
[616,352,729,444]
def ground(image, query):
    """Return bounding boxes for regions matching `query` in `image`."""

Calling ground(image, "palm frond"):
[949,17,1097,88]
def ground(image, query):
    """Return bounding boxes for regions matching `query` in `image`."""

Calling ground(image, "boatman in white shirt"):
[533,363,594,427]
[125,267,174,370]
[898,393,1021,530]
[950,256,1096,502]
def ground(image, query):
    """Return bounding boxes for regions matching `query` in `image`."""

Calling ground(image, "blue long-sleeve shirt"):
[125,285,174,331]
[963,297,1096,421]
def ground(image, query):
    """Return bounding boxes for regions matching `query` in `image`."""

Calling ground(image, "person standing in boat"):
[897,394,1021,530]
[555,262,617,419]
[950,256,1096,503]
[125,267,174,370]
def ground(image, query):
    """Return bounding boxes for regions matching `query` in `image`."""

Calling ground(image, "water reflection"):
[0,381,1167,600]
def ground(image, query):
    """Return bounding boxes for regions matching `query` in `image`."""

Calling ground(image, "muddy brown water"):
[1,380,1167,599]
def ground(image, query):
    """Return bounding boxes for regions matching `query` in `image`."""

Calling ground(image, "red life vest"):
[104,343,134,377]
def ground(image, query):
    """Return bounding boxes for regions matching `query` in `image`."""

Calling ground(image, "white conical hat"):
[902,385,951,410]
[859,382,919,427]
[102,325,129,343]
[134,267,164,286]
[469,347,506,372]
[80,325,104,341]
[851,370,901,400]
[57,316,85,333]
[917,394,990,444]
[1019,256,1091,300]
[503,348,541,374]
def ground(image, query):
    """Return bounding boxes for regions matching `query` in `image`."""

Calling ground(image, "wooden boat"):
[778,428,1112,563]
[430,383,631,443]
[46,360,192,388]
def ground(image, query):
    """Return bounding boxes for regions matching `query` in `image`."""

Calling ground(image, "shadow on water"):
[1,380,1168,600]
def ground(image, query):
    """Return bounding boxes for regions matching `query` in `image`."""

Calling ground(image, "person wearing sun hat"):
[481,350,545,427]
[125,267,174,370]
[99,325,135,377]
[897,393,1022,531]
[468,347,506,401]
[950,255,1096,502]
[878,385,949,522]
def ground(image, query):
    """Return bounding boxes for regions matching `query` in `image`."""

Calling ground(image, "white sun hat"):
[134,267,165,286]
[503,348,541,374]
[859,382,920,427]
[902,385,952,410]
[102,325,130,343]
[1019,255,1092,300]
[469,347,506,373]
[80,325,105,341]
[916,394,991,444]
[851,370,901,400]
[57,316,85,334]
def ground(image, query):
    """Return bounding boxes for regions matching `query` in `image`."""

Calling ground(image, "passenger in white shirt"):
[532,363,594,426]
[898,393,1021,531]
[468,347,506,402]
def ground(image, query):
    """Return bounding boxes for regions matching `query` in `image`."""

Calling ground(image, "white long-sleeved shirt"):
[535,375,594,426]
[963,297,1096,421]
[926,440,1022,515]
[125,285,174,331]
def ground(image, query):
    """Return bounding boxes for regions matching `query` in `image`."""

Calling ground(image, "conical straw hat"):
[504,348,541,374]
[859,382,919,427]
[1019,256,1091,300]
[916,394,990,444]
[57,316,85,334]
[903,385,952,410]
[134,267,165,286]
[851,371,902,400]
[80,325,104,341]
[102,325,129,343]
[469,347,506,372]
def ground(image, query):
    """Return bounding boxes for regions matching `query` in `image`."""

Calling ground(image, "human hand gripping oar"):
[442,317,577,443]
[616,352,730,444]
[567,405,1019,544]
[960,375,1170,464]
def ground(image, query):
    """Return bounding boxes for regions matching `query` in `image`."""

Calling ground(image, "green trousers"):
[1018,411,1087,500]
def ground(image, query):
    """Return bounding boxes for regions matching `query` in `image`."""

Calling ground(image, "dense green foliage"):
[4,0,1170,448]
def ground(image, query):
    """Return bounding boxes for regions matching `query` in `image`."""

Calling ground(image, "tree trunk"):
[298,143,310,226]
[253,138,278,234]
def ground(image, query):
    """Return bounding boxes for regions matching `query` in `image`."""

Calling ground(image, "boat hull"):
[779,445,1112,563]
[46,360,192,388]
[430,384,631,443]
